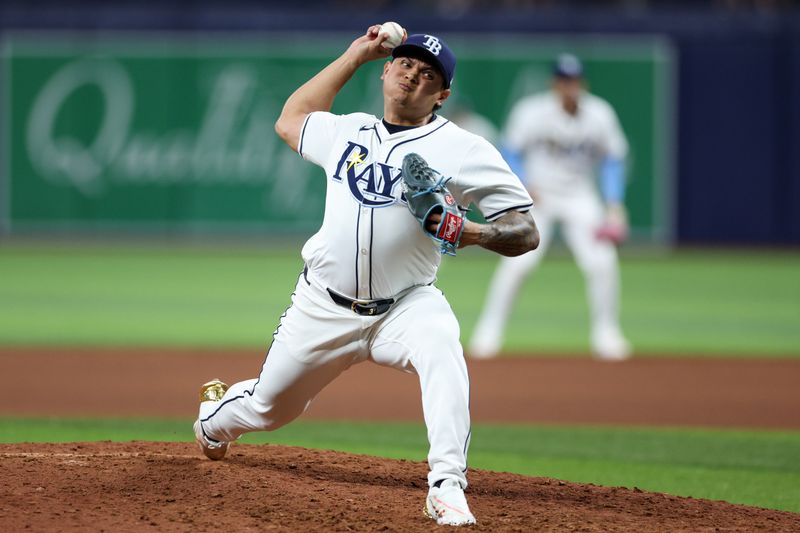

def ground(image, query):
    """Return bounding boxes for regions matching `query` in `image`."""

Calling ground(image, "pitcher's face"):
[382,56,450,118]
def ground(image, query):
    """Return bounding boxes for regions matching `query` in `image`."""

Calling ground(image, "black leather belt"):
[326,288,394,316]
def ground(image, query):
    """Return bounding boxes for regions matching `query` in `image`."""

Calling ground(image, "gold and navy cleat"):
[198,378,228,402]
[193,379,230,461]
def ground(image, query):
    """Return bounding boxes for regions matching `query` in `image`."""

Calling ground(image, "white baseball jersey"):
[450,111,500,146]
[504,91,628,196]
[298,111,533,300]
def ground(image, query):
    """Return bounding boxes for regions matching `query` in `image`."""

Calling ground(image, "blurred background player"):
[469,53,632,361]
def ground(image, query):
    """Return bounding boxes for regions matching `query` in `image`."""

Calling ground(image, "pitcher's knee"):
[413,339,468,377]
[250,397,306,432]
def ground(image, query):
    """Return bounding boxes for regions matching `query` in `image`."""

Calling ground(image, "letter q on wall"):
[26,58,133,196]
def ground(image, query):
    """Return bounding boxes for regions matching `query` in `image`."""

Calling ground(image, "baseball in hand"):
[379,22,405,50]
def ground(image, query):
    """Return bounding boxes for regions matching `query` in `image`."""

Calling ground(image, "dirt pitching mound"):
[2,442,797,532]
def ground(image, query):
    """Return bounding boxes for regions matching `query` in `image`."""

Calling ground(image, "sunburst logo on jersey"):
[347,151,366,171]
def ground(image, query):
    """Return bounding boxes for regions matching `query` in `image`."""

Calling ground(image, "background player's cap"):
[392,33,456,88]
[553,53,584,78]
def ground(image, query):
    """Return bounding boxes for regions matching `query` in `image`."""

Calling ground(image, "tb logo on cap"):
[422,35,442,56]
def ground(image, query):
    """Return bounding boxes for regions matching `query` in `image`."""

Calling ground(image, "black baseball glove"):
[401,153,467,256]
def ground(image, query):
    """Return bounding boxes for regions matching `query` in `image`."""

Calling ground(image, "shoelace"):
[411,175,452,198]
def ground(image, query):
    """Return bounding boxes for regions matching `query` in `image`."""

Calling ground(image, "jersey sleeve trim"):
[484,202,534,222]
[297,113,313,157]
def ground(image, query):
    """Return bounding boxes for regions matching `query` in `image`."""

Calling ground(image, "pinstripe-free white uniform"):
[199,111,532,489]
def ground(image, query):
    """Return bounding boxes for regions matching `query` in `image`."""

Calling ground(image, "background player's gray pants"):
[199,277,471,489]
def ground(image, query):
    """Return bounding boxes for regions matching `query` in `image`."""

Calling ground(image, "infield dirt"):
[2,348,799,428]
[2,348,799,531]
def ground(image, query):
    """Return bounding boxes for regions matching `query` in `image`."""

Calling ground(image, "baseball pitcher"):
[193,26,539,526]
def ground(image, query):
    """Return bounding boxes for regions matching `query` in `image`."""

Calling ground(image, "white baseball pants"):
[199,271,472,489]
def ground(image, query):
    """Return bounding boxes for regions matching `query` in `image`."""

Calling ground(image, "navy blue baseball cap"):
[553,53,584,78]
[392,33,456,88]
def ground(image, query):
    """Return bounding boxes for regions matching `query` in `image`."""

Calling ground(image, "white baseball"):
[379,22,405,50]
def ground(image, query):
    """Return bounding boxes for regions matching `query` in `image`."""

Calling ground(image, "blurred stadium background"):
[1,0,799,245]
[1,0,798,352]
[1,0,799,519]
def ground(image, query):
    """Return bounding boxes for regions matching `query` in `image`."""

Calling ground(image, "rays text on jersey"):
[333,141,406,208]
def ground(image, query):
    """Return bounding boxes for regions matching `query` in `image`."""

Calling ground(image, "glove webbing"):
[410,175,452,198]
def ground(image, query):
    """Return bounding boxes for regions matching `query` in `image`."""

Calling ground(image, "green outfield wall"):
[2,33,674,240]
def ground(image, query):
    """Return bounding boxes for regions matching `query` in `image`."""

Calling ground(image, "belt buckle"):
[351,299,377,316]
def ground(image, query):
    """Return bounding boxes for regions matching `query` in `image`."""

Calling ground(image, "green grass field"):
[1,243,799,514]
[0,243,798,355]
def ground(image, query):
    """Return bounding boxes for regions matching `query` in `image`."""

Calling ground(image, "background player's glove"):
[595,204,629,245]
[401,153,467,256]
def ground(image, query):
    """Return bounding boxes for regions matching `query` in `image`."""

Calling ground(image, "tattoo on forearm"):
[480,211,540,257]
